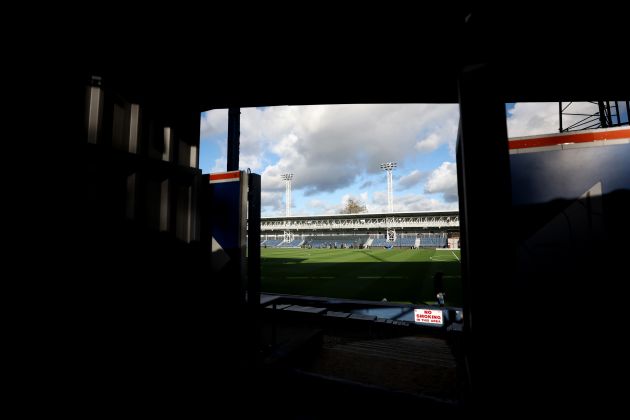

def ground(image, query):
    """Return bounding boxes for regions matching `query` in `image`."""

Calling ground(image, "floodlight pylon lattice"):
[280,173,294,244]
[380,162,397,242]
[280,173,294,217]
[380,162,397,213]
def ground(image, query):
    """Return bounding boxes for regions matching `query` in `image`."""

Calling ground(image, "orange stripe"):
[209,171,240,181]
[509,128,630,149]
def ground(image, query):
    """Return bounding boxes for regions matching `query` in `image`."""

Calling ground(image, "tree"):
[341,197,367,214]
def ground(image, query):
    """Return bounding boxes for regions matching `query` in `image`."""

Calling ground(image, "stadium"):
[258,158,462,305]
[260,209,462,305]
[261,210,459,249]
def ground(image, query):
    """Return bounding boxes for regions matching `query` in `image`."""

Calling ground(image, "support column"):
[457,64,513,414]
[227,107,240,171]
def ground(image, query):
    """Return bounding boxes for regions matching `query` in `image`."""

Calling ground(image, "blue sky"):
[200,102,611,217]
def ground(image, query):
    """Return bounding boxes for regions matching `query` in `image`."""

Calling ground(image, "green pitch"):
[261,248,462,306]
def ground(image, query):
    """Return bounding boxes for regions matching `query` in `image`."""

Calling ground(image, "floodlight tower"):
[280,173,294,217]
[380,162,397,243]
[380,162,397,213]
[280,173,294,243]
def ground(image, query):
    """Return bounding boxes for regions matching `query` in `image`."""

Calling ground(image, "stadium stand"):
[261,211,458,249]
[277,239,305,248]
[262,239,283,248]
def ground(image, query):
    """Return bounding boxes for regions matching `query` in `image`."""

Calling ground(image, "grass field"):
[261,248,462,306]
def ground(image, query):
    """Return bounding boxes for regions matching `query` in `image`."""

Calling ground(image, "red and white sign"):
[414,308,443,326]
[209,171,241,184]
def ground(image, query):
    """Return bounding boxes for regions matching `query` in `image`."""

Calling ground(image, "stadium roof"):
[261,210,458,221]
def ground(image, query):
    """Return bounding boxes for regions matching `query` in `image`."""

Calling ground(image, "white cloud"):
[398,194,459,211]
[210,156,227,173]
[370,190,457,212]
[507,102,599,137]
[300,198,347,216]
[415,133,441,153]
[398,169,425,190]
[261,191,284,213]
[239,104,459,194]
[200,108,228,138]
[424,162,458,202]
[372,191,388,207]
[204,105,462,216]
[307,199,330,210]
[239,154,262,172]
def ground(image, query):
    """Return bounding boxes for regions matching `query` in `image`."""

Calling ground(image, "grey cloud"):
[242,104,459,196]
[398,170,425,190]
